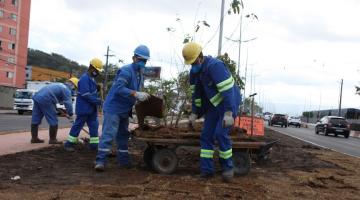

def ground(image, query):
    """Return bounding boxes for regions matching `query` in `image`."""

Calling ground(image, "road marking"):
[268,127,360,159]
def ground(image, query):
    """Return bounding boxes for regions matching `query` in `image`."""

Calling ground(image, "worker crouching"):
[182,42,241,182]
[30,78,78,144]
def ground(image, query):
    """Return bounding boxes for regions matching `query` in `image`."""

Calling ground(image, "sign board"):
[234,116,264,136]
[144,66,161,79]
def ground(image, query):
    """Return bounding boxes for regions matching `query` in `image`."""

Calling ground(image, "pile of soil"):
[133,124,249,140]
[0,128,359,199]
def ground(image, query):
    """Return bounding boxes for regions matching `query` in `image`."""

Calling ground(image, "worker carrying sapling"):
[94,45,151,171]
[30,78,78,144]
[64,58,104,152]
[182,42,241,183]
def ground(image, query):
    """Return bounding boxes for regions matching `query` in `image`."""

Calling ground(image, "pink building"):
[0,0,31,88]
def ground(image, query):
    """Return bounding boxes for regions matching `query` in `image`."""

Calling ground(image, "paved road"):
[0,113,74,133]
[267,124,360,158]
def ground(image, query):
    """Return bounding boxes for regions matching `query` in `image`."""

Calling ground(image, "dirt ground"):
[0,128,359,200]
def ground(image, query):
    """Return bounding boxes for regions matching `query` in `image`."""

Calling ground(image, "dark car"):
[269,114,288,127]
[315,116,350,138]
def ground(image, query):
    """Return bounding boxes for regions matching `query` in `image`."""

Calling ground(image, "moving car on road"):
[288,116,301,128]
[269,114,288,127]
[315,116,350,138]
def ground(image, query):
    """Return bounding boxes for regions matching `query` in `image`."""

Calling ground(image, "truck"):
[13,81,75,115]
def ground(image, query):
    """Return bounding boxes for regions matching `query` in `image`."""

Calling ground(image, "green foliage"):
[228,0,243,15]
[356,86,360,95]
[302,112,314,118]
[27,48,87,77]
[217,53,244,89]
[242,97,263,115]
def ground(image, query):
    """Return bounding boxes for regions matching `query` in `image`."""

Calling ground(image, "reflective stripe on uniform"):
[219,149,233,159]
[216,76,234,92]
[118,149,129,153]
[67,135,78,143]
[200,149,214,158]
[190,85,195,94]
[90,137,99,144]
[98,148,110,152]
[210,93,223,107]
[195,98,201,107]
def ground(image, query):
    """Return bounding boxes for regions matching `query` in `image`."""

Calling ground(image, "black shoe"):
[94,163,105,172]
[222,169,234,183]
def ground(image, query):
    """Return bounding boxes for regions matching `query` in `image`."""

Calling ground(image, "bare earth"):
[0,128,359,200]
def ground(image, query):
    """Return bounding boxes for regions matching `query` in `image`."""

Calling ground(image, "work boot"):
[30,124,44,143]
[94,163,105,172]
[49,125,62,144]
[64,142,75,152]
[222,169,234,183]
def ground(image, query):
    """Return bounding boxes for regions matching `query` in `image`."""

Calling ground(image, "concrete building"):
[0,0,31,89]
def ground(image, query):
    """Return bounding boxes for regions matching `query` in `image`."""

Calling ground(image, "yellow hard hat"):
[69,77,79,88]
[90,58,104,72]
[182,42,202,65]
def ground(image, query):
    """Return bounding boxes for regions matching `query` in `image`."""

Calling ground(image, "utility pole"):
[103,46,115,95]
[217,0,225,56]
[338,79,343,116]
[237,12,243,76]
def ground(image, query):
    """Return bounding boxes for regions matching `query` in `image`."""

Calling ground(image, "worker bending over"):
[95,45,151,171]
[64,58,104,151]
[30,78,78,144]
[182,42,241,182]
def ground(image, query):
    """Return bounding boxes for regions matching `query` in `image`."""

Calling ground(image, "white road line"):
[268,127,360,159]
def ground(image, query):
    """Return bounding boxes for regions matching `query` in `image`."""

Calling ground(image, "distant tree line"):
[27,48,87,77]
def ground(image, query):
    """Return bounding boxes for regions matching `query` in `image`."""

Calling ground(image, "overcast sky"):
[28,0,360,115]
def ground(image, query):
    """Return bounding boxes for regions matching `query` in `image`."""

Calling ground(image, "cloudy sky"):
[28,0,360,115]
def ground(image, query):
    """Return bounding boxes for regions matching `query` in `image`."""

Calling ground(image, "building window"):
[6,72,14,79]
[9,28,16,36]
[12,0,18,6]
[0,10,4,18]
[10,13,17,21]
[8,43,15,50]
[8,57,15,64]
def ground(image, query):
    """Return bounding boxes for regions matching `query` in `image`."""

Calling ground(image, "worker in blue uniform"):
[182,42,241,182]
[94,45,151,171]
[30,78,78,144]
[64,58,104,152]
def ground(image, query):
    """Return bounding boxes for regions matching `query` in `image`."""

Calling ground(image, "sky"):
[28,0,360,115]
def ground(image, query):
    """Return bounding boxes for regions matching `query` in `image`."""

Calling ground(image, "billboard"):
[144,66,161,79]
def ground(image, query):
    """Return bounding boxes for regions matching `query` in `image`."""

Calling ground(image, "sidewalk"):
[0,124,138,156]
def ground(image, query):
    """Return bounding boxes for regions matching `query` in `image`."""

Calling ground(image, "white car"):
[288,116,301,128]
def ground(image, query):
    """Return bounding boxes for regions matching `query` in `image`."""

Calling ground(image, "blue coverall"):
[95,63,143,166]
[64,73,102,150]
[190,56,241,175]
[31,83,74,126]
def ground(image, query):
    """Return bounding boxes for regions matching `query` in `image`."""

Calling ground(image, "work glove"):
[223,111,234,128]
[189,113,197,127]
[68,115,75,124]
[135,92,150,102]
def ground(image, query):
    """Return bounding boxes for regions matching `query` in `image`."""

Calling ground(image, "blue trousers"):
[95,112,131,166]
[64,112,99,149]
[31,100,58,126]
[200,107,233,174]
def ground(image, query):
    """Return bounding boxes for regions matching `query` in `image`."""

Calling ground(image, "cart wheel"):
[143,146,154,169]
[233,151,251,176]
[152,148,178,174]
